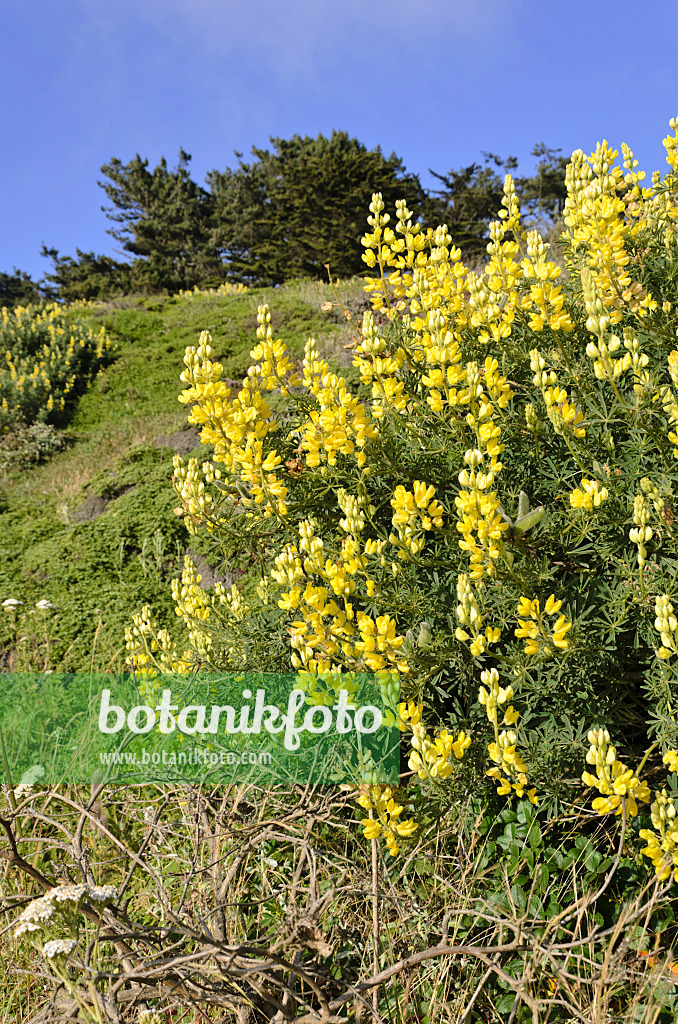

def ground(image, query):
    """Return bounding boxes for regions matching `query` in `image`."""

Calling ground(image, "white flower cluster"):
[2,598,55,610]
[13,883,118,940]
[14,895,55,936]
[138,1011,163,1024]
[87,884,118,904]
[42,938,77,960]
[49,883,89,904]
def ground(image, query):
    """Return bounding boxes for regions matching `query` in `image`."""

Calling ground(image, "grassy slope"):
[0,277,367,673]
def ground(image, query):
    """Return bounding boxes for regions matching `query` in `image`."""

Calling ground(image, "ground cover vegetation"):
[3,131,568,304]
[2,121,678,1022]
[0,279,365,675]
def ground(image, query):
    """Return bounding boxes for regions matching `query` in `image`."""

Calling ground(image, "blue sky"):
[2,0,677,281]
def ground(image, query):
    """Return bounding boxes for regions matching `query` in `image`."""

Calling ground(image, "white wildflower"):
[138,1011,163,1024]
[42,938,77,960]
[17,897,55,924]
[87,884,118,904]
[47,884,89,904]
[15,919,43,937]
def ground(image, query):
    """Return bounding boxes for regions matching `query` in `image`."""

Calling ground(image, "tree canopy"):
[208,131,426,284]
[97,148,222,292]
[4,132,570,301]
[424,145,569,261]
[0,268,45,308]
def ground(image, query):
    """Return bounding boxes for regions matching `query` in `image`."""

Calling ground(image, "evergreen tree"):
[423,152,518,261]
[98,149,222,292]
[0,268,44,308]
[208,131,425,284]
[425,146,568,260]
[37,135,570,301]
[40,247,133,302]
[514,143,570,226]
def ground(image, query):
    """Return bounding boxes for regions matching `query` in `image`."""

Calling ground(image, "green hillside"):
[0,277,367,673]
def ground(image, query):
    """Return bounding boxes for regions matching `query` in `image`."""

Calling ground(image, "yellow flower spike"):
[398,701,423,732]
[356,783,417,856]
[480,671,535,801]
[582,727,651,819]
[544,594,562,615]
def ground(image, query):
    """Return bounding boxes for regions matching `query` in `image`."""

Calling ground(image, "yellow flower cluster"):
[301,334,378,465]
[582,728,650,817]
[519,229,574,334]
[398,699,422,732]
[654,595,678,660]
[0,303,111,425]
[389,480,444,559]
[479,668,537,804]
[515,594,572,656]
[530,349,585,438]
[357,785,418,857]
[453,359,513,581]
[454,572,500,657]
[409,721,470,782]
[359,179,524,552]
[124,603,192,684]
[582,737,678,884]
[125,552,254,679]
[399,700,471,781]
[663,117,678,173]
[248,305,300,395]
[179,328,287,518]
[630,749,678,884]
[629,494,653,569]
[469,178,524,346]
[272,518,406,674]
[662,348,678,459]
[176,282,248,299]
[581,269,651,389]
[640,776,678,883]
[419,307,464,415]
[455,448,507,582]
[564,142,657,324]
[172,455,222,534]
[570,478,609,510]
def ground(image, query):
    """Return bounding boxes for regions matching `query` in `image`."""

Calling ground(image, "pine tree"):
[0,268,44,308]
[98,149,222,291]
[208,131,425,284]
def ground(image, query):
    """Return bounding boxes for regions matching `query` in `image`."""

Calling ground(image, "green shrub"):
[125,115,678,856]
[52,115,678,1019]
[0,301,113,431]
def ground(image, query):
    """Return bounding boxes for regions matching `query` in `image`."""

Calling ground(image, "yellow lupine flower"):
[570,479,609,510]
[515,593,572,655]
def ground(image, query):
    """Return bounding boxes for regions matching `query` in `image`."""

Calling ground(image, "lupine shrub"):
[0,301,113,433]
[123,116,678,1017]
